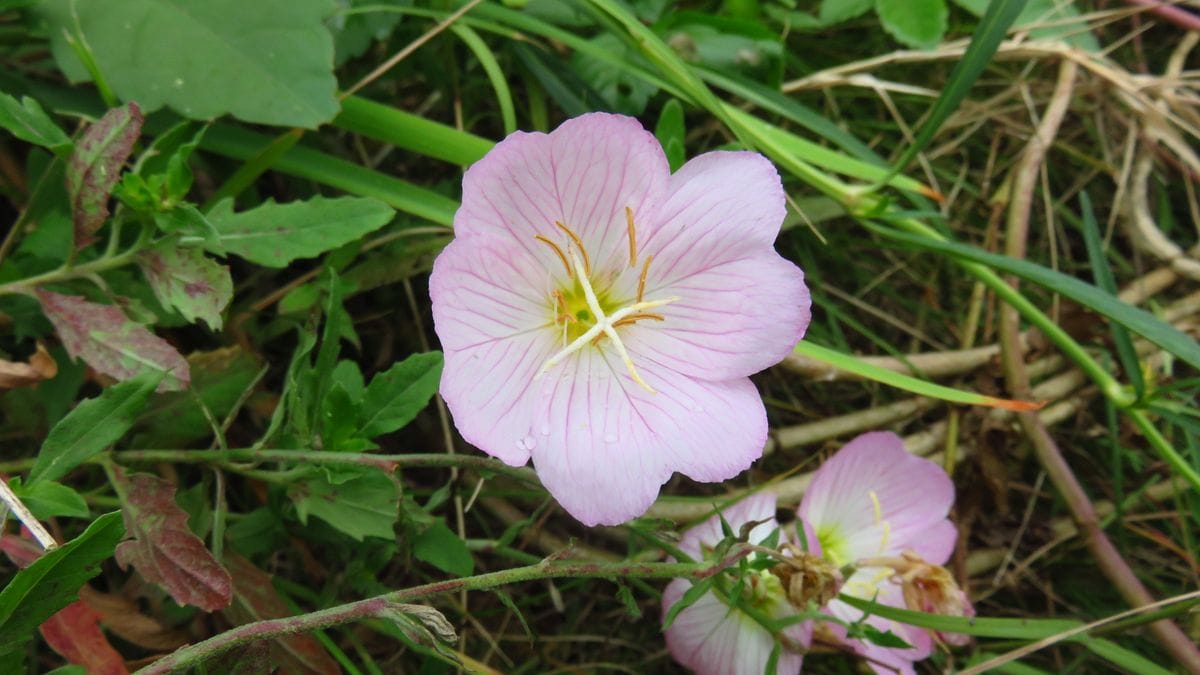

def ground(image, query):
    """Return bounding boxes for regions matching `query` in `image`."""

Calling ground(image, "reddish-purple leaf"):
[137,245,233,330]
[113,472,232,612]
[67,102,143,248]
[40,599,129,675]
[221,553,340,675]
[35,290,190,392]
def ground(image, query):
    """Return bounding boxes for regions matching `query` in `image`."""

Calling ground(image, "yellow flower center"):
[533,208,676,393]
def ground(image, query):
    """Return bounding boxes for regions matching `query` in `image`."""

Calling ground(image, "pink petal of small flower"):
[530,350,767,526]
[625,152,811,380]
[663,579,805,675]
[798,431,955,564]
[456,112,669,274]
[677,491,779,561]
[824,569,932,674]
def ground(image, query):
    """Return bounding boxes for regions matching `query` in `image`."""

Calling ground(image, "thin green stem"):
[133,548,752,675]
[0,230,149,297]
[111,448,539,485]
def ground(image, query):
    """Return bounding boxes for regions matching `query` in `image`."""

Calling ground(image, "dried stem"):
[133,548,752,675]
[0,477,58,549]
[998,59,1200,671]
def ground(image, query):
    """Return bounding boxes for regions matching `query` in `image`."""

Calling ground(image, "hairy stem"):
[133,549,751,674]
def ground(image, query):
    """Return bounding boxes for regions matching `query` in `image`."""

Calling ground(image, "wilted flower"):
[430,113,810,526]
[661,431,967,675]
[797,431,960,674]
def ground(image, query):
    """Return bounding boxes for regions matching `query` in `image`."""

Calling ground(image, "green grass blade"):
[794,342,1042,410]
[1078,191,1143,397]
[334,96,492,166]
[878,228,1200,372]
[199,123,458,226]
[450,23,517,135]
[884,0,1030,182]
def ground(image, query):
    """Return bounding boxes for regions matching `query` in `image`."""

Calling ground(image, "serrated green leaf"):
[358,352,444,439]
[29,373,160,485]
[876,0,947,49]
[204,196,395,267]
[37,0,340,128]
[291,467,399,541]
[412,520,473,577]
[0,90,71,154]
[0,512,124,656]
[8,478,89,519]
[137,244,233,330]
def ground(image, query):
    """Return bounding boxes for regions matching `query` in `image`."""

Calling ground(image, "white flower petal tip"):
[430,113,810,525]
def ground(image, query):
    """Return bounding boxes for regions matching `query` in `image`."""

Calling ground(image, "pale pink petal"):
[430,235,560,466]
[623,252,810,381]
[530,349,766,526]
[663,579,804,675]
[798,432,954,564]
[677,491,779,561]
[456,112,669,276]
[824,569,932,674]
[613,151,809,380]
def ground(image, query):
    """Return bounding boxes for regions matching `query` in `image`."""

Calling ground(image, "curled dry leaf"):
[0,342,58,389]
[79,586,189,652]
[113,471,232,612]
[36,290,189,392]
[67,101,143,248]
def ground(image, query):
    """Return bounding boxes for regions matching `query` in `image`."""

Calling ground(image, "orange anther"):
[534,235,572,278]
[554,221,591,276]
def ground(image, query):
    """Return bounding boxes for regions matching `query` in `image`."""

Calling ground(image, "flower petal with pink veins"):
[798,431,955,565]
[677,491,779,561]
[624,251,810,381]
[431,235,561,466]
[663,579,805,675]
[530,349,767,526]
[456,112,669,275]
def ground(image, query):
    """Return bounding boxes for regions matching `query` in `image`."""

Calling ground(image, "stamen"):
[554,221,590,276]
[552,289,575,323]
[625,206,637,268]
[868,491,892,554]
[534,235,572,278]
[612,312,665,328]
[602,323,654,393]
[636,254,653,303]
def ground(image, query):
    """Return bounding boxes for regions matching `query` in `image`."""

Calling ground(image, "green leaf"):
[951,0,1099,50]
[205,196,395,267]
[655,99,686,172]
[0,90,71,154]
[133,347,263,448]
[358,352,444,439]
[0,512,124,656]
[137,244,233,330]
[66,102,143,247]
[35,290,189,391]
[1078,192,1142,397]
[29,373,160,485]
[819,0,875,23]
[37,0,340,128]
[879,229,1200,372]
[291,467,399,541]
[875,0,947,49]
[661,577,713,630]
[412,520,474,577]
[793,341,1042,410]
[882,0,1029,182]
[8,478,90,519]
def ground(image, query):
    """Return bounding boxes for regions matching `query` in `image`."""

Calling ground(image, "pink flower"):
[797,431,960,674]
[430,113,810,526]
[662,492,810,675]
[661,432,965,675]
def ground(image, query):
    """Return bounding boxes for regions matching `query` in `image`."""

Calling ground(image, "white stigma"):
[538,248,676,393]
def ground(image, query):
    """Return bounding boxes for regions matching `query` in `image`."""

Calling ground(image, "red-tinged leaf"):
[137,245,233,330]
[36,290,189,392]
[113,472,231,612]
[67,102,143,248]
[221,553,340,675]
[40,600,129,675]
[0,532,43,567]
